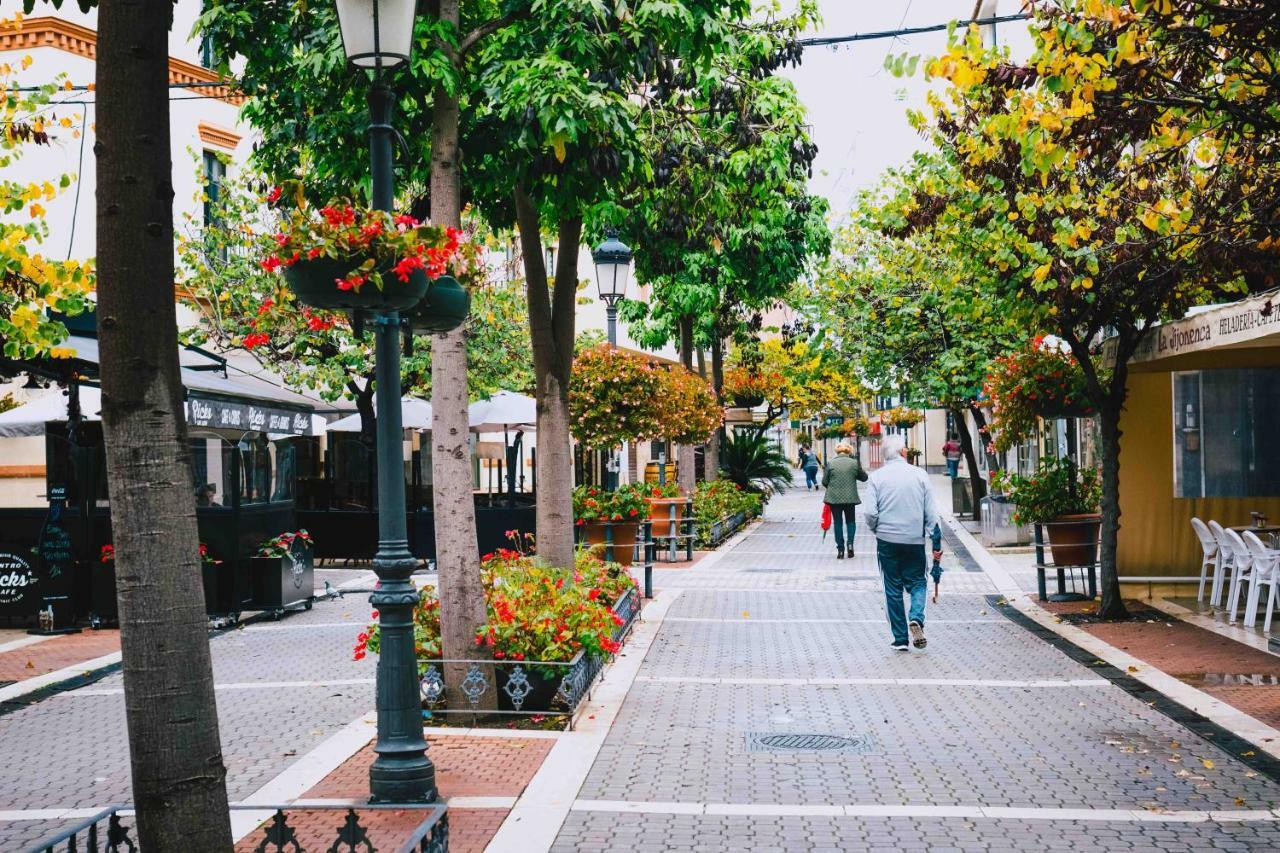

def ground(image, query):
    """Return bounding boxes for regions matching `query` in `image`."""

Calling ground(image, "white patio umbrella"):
[467,390,537,433]
[0,387,102,437]
[324,397,433,433]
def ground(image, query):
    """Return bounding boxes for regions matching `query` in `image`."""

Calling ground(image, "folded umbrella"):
[821,503,832,542]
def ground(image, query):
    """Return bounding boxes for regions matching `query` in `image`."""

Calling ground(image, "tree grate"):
[746,732,872,753]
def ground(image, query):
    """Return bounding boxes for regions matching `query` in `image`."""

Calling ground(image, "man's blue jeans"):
[945,458,959,478]
[804,466,818,488]
[876,539,928,645]
[829,503,857,552]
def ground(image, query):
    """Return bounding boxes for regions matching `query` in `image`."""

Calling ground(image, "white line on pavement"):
[0,651,122,704]
[663,617,1009,624]
[0,634,54,655]
[66,678,376,697]
[569,800,1280,822]
[634,675,1110,688]
[486,589,683,853]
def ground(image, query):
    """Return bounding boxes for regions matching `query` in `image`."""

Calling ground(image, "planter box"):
[248,543,314,617]
[701,510,748,549]
[581,521,640,567]
[980,496,1031,546]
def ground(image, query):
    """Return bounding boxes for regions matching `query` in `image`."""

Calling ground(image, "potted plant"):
[1005,457,1102,566]
[906,447,922,464]
[657,367,723,448]
[569,345,666,450]
[880,406,924,429]
[573,483,650,566]
[259,187,463,312]
[646,480,686,538]
[250,529,315,616]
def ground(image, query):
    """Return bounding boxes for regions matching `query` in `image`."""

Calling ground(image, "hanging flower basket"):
[284,257,429,311]
[260,192,462,314]
[407,274,471,333]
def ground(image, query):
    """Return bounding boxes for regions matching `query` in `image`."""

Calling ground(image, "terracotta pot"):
[583,521,639,567]
[647,497,686,538]
[1045,513,1101,566]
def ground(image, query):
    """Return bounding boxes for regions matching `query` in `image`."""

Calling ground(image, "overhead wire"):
[798,13,1031,47]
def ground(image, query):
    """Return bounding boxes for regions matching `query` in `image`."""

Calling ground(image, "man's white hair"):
[881,434,907,459]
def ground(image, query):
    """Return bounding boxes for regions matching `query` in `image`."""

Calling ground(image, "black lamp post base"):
[369,755,438,803]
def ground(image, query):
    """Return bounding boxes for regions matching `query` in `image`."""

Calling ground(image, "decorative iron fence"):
[23,803,448,853]
[700,510,749,549]
[415,586,641,726]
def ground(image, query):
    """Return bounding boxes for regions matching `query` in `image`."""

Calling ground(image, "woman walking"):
[823,443,868,559]
[799,445,821,490]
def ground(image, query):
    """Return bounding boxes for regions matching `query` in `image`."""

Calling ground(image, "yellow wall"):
[1118,347,1280,577]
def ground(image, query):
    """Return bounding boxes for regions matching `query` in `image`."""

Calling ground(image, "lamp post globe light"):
[336,0,436,804]
[592,229,633,346]
[592,231,633,490]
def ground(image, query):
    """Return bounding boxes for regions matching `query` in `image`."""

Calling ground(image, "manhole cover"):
[824,575,877,587]
[740,567,788,574]
[747,732,872,753]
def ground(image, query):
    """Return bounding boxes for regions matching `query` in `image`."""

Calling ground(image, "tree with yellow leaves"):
[0,57,93,359]
[888,1,1279,619]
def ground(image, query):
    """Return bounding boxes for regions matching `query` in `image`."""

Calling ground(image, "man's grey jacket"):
[864,454,940,546]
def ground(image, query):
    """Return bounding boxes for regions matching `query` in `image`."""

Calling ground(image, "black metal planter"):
[284,257,429,311]
[249,545,315,618]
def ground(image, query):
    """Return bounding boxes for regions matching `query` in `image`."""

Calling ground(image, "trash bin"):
[952,476,973,517]
[981,495,1032,546]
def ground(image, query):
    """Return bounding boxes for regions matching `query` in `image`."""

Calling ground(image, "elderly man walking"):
[864,434,941,650]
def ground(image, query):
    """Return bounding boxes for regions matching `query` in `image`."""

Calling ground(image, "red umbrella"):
[821,503,832,541]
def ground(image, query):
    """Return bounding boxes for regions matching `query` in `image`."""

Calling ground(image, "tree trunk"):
[952,406,987,521]
[428,38,489,698]
[705,335,724,482]
[970,405,999,473]
[676,316,696,495]
[96,3,232,848]
[515,188,580,569]
[1095,375,1129,620]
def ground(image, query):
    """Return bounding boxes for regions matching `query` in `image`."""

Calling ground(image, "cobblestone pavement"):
[551,486,1280,851]
[0,581,378,851]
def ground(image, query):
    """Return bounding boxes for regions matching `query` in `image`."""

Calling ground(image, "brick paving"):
[0,597,375,851]
[550,486,1280,851]
[0,629,119,682]
[306,735,554,799]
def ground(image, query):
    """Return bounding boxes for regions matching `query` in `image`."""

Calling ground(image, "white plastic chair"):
[1240,531,1279,632]
[1223,528,1255,624]
[1207,520,1235,607]
[1190,517,1217,603]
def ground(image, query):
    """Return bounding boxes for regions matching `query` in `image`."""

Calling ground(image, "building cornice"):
[0,16,243,105]
[197,121,241,150]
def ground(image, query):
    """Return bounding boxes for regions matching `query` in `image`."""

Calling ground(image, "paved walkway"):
[550,487,1280,851]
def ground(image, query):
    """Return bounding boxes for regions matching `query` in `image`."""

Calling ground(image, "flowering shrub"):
[357,550,636,666]
[570,346,721,448]
[723,366,786,407]
[259,184,463,295]
[816,415,870,440]
[573,482,651,524]
[879,406,924,428]
[693,480,763,547]
[569,345,665,449]
[100,543,218,567]
[656,367,722,445]
[256,529,313,558]
[646,481,682,499]
[984,338,1097,451]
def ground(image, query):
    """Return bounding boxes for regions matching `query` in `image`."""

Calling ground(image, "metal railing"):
[25,803,449,853]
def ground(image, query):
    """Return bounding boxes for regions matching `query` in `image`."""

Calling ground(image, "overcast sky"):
[783,0,1032,221]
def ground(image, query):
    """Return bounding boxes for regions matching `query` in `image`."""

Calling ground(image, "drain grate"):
[746,732,872,753]
[740,567,788,574]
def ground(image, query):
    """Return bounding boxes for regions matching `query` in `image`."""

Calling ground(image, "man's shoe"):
[891,642,909,651]
[836,547,845,559]
[909,621,927,649]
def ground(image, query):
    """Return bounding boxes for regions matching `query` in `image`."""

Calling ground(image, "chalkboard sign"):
[0,548,38,619]
[33,485,79,634]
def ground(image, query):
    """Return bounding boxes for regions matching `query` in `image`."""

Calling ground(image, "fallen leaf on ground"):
[1241,751,1255,757]
[25,660,34,669]
[1201,758,1215,770]
[1235,798,1245,806]
[1127,666,1139,673]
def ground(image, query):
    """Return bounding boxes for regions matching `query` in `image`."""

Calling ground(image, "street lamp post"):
[335,0,436,804]
[592,231,633,489]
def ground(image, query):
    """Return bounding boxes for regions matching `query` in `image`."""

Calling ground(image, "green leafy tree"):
[889,3,1280,618]
[806,164,1028,517]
